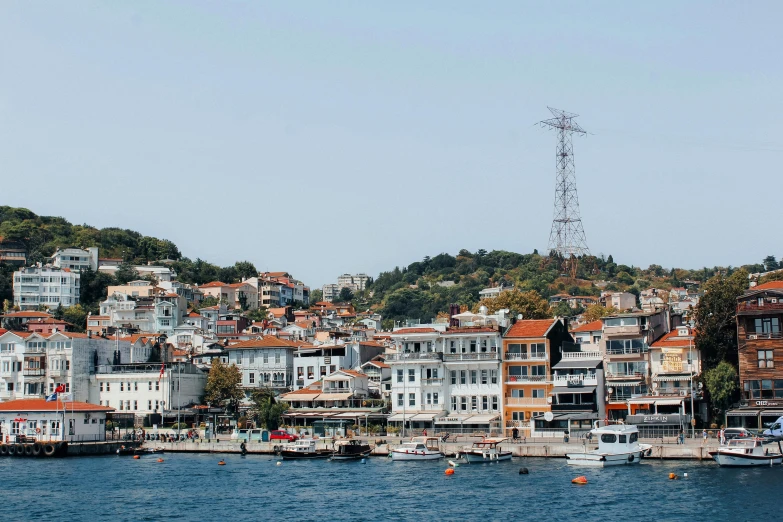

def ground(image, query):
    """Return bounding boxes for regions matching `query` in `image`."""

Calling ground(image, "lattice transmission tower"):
[539,107,590,270]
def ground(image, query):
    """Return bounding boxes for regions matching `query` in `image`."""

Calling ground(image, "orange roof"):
[358,341,386,348]
[0,399,114,413]
[293,321,313,329]
[504,319,557,339]
[391,328,438,335]
[228,282,251,289]
[365,360,390,369]
[200,281,226,288]
[268,308,288,317]
[172,349,189,356]
[0,329,6,336]
[188,312,202,317]
[282,386,322,396]
[572,320,604,333]
[226,337,301,349]
[651,328,694,348]
[0,331,35,338]
[0,311,52,318]
[337,369,366,378]
[754,281,783,291]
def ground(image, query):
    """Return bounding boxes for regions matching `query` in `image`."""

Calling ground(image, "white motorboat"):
[391,437,444,461]
[459,438,513,463]
[709,438,783,467]
[566,424,652,467]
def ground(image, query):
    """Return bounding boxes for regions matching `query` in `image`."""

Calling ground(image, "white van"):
[762,416,783,437]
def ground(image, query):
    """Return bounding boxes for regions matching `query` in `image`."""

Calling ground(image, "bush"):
[171,422,189,430]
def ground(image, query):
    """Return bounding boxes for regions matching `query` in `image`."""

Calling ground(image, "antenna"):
[539,107,590,276]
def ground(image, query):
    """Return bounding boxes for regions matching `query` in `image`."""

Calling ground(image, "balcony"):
[737,301,783,315]
[746,332,783,340]
[385,352,443,362]
[504,352,548,361]
[23,369,46,377]
[505,397,548,407]
[606,346,648,356]
[552,374,598,386]
[606,372,646,380]
[506,375,547,384]
[561,351,601,360]
[604,325,642,336]
[443,353,499,362]
[421,378,444,386]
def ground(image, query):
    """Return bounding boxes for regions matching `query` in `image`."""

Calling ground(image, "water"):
[0,454,780,521]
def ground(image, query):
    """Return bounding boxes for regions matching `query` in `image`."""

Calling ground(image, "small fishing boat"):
[566,424,652,467]
[331,440,372,461]
[117,445,163,456]
[278,439,332,460]
[459,438,512,463]
[709,438,783,467]
[391,437,444,461]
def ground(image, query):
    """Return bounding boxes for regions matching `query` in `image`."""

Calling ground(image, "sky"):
[1,2,782,287]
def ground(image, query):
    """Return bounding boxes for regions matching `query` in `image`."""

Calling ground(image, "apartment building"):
[293,341,385,390]
[225,337,301,391]
[13,265,81,310]
[51,247,99,272]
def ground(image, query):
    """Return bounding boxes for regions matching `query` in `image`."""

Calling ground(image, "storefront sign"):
[755,401,780,407]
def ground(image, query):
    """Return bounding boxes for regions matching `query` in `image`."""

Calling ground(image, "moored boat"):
[331,440,372,460]
[278,439,332,460]
[709,438,783,467]
[459,438,512,463]
[391,437,444,461]
[566,424,652,467]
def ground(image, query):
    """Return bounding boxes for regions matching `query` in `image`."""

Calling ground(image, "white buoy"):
[276,461,282,466]
[361,458,366,464]
[448,460,459,467]
[684,473,688,477]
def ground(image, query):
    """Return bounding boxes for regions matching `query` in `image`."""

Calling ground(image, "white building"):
[322,273,370,302]
[13,265,81,310]
[98,264,176,282]
[570,320,604,352]
[0,398,113,443]
[52,247,99,272]
[225,337,300,391]
[293,342,385,390]
[602,292,637,311]
[90,362,207,417]
[99,292,186,336]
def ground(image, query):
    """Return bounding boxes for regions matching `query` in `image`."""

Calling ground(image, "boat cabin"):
[591,424,641,452]
[399,436,440,452]
[469,438,507,450]
[287,439,319,453]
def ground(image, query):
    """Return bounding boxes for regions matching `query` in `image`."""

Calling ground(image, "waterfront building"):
[293,341,385,390]
[225,337,300,391]
[729,281,783,429]
[98,264,176,282]
[0,398,113,443]
[360,358,391,397]
[89,361,207,418]
[502,319,572,438]
[13,265,80,310]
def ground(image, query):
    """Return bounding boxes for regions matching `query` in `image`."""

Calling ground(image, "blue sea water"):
[0,454,779,521]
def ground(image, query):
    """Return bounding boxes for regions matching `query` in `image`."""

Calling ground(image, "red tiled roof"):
[0,331,35,338]
[225,337,301,349]
[754,281,783,291]
[504,319,556,339]
[365,360,390,369]
[651,328,694,348]
[358,341,386,348]
[0,329,6,336]
[200,281,226,288]
[572,320,604,333]
[188,312,201,317]
[391,328,438,335]
[337,369,366,378]
[0,399,114,413]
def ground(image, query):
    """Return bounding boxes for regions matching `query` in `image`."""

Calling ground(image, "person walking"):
[720,428,726,445]
[702,428,708,445]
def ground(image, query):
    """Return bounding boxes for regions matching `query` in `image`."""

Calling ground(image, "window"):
[432,368,438,379]
[396,369,403,383]
[249,353,254,364]
[426,393,432,405]
[155,381,159,391]
[106,383,110,392]
[263,352,269,363]
[451,396,457,411]
[532,365,546,377]
[433,392,439,404]
[491,396,498,411]
[409,393,415,406]
[148,381,152,391]
[601,434,617,443]
[120,382,124,392]
[460,370,466,385]
[99,382,104,392]
[471,396,477,410]
[249,373,255,384]
[758,350,774,368]
[481,370,488,385]
[490,370,498,384]
[755,317,781,334]
[470,370,477,384]
[148,400,152,410]
[275,353,281,364]
[408,369,415,382]
[470,340,477,353]
[460,397,468,411]
[482,396,488,410]
[450,341,456,354]
[511,389,524,398]
[531,343,546,357]
[451,370,457,385]
[134,382,138,391]
[532,389,545,398]
[397,394,403,407]
[65,360,70,370]
[133,400,138,410]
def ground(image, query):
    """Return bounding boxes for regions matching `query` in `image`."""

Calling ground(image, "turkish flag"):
[54,384,66,393]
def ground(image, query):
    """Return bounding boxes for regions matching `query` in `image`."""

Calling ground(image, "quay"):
[156,436,720,460]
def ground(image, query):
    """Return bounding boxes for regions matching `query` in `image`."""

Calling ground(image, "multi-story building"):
[360,358,391,397]
[570,320,604,352]
[293,341,385,390]
[322,284,340,302]
[546,344,605,437]
[322,274,370,302]
[502,319,572,437]
[51,247,99,272]
[225,337,300,392]
[13,265,81,310]
[731,281,783,429]
[0,237,27,266]
[198,304,228,333]
[99,292,186,336]
[601,292,637,311]
[601,309,669,421]
[89,361,207,417]
[98,264,175,282]
[198,281,259,311]
[108,280,156,298]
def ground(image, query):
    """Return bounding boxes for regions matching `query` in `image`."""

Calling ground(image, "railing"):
[552,374,598,386]
[506,375,547,384]
[604,325,642,335]
[606,371,645,379]
[421,378,444,385]
[652,363,698,375]
[561,351,601,360]
[606,347,648,355]
[385,352,443,362]
[443,353,499,361]
[23,369,46,376]
[737,301,783,313]
[505,420,531,428]
[504,353,548,361]
[746,332,783,340]
[505,397,548,406]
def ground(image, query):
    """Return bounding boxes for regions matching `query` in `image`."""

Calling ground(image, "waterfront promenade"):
[155,435,719,460]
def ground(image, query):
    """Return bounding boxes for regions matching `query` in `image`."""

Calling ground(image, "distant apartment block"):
[0,238,26,266]
[51,247,99,272]
[13,266,81,310]
[323,273,370,302]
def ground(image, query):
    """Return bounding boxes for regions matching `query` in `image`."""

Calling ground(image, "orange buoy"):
[669,473,678,480]
[571,476,588,485]
[133,455,140,460]
[157,458,164,463]
[218,460,226,466]
[445,468,455,475]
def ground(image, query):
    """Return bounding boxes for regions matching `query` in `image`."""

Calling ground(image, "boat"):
[118,445,164,456]
[709,437,783,467]
[458,438,512,463]
[278,439,332,460]
[391,437,444,461]
[566,424,652,467]
[331,440,372,460]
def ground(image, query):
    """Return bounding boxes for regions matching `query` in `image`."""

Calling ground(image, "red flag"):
[54,384,66,394]
[158,362,165,382]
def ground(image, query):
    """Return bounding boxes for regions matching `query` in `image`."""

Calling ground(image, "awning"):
[465,414,500,424]
[653,375,691,382]
[434,415,474,424]
[533,412,598,421]
[283,411,336,419]
[387,413,414,422]
[316,393,352,401]
[411,412,441,420]
[551,386,596,394]
[607,381,643,386]
[727,410,759,417]
[332,412,365,418]
[283,393,320,401]
[553,360,601,369]
[627,398,683,406]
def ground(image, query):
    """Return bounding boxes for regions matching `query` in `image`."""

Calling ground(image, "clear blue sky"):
[2,2,781,287]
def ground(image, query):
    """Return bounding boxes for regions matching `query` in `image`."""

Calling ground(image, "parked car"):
[270,430,298,442]
[723,428,758,441]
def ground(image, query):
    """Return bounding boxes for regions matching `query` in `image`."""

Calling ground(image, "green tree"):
[336,287,354,302]
[199,296,219,308]
[474,289,551,319]
[246,306,269,323]
[249,388,288,430]
[233,261,258,280]
[693,269,748,369]
[582,304,618,323]
[52,304,64,320]
[114,262,140,285]
[204,359,244,413]
[309,289,323,304]
[62,304,88,332]
[763,255,779,272]
[551,301,573,318]
[703,361,738,420]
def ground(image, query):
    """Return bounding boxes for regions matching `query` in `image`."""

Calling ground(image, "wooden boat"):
[331,440,372,460]
[391,437,444,461]
[279,439,332,460]
[459,438,512,463]
[709,438,783,467]
[566,424,652,467]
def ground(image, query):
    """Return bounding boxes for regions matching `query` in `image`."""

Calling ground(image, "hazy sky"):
[2,2,781,287]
